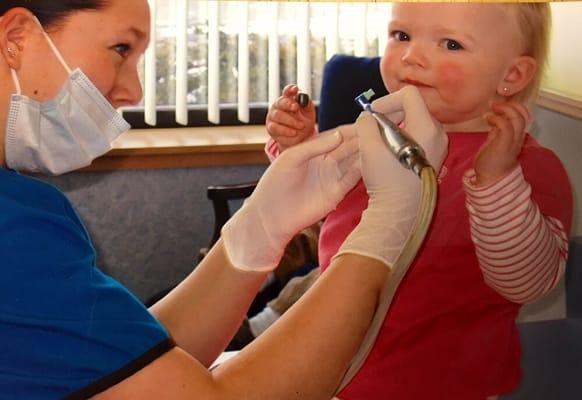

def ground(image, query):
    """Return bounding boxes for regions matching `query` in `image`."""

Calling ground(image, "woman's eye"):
[112,43,131,58]
[391,31,410,42]
[440,39,463,51]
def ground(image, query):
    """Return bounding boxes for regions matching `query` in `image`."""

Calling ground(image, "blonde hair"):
[508,3,551,103]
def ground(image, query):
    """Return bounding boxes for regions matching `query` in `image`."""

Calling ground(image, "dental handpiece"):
[355,89,429,176]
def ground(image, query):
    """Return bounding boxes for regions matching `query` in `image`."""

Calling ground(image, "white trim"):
[144,0,157,126]
[175,0,189,125]
[537,90,582,120]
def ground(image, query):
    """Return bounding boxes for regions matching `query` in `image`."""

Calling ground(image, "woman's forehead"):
[64,0,150,40]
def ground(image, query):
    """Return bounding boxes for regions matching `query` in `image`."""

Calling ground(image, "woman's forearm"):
[149,239,269,366]
[213,253,388,399]
[100,253,388,400]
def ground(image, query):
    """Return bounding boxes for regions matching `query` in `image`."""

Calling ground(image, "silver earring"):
[503,87,509,94]
[7,47,16,57]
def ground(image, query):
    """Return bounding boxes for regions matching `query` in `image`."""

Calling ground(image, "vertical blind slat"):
[297,3,311,93]
[208,1,220,124]
[238,2,250,123]
[325,3,339,62]
[355,4,368,57]
[377,4,390,56]
[268,2,280,105]
[175,0,189,125]
[144,0,157,126]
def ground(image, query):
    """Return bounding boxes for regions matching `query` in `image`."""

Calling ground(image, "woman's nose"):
[109,67,144,108]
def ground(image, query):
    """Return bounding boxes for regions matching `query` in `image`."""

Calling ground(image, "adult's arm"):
[98,248,388,399]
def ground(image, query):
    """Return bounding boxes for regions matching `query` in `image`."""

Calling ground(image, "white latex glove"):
[222,126,360,272]
[371,85,448,172]
[334,86,448,268]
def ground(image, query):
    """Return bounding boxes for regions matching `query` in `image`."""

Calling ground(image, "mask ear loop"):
[34,17,72,75]
[10,69,22,95]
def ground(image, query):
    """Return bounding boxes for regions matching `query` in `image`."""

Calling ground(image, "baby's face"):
[381,3,525,129]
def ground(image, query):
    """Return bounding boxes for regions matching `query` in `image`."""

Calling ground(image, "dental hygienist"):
[0,1,446,399]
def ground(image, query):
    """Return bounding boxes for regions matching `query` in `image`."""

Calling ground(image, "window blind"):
[140,0,391,127]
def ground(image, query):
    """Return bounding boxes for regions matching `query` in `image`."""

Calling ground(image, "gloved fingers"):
[325,124,359,164]
[332,152,361,196]
[355,112,419,193]
[370,88,414,124]
[280,129,343,167]
[371,86,432,127]
[396,87,448,171]
[372,86,448,172]
[336,150,360,177]
[406,115,448,173]
[336,123,357,142]
[355,112,398,170]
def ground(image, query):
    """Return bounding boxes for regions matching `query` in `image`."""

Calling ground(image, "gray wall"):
[42,165,266,303]
[40,106,581,310]
[531,106,582,236]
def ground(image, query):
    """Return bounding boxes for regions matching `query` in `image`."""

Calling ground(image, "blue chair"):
[319,54,582,400]
[318,54,387,132]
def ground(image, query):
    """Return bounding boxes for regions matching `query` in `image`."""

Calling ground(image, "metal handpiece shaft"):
[355,90,429,177]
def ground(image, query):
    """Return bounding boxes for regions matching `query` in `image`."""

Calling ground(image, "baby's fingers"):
[491,102,528,141]
[282,84,300,98]
[272,95,300,113]
[266,119,302,138]
[484,113,521,156]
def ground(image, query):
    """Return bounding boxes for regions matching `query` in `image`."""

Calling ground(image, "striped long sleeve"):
[463,165,569,304]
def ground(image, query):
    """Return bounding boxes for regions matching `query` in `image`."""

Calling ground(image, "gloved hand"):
[222,126,360,272]
[371,85,448,171]
[334,86,448,268]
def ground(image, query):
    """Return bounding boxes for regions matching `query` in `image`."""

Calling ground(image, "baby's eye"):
[439,39,463,51]
[112,43,131,58]
[391,31,410,42]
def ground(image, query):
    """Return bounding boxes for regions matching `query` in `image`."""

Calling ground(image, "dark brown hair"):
[1,1,108,28]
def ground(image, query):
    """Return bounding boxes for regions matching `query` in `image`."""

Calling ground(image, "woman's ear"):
[0,8,39,70]
[496,55,537,98]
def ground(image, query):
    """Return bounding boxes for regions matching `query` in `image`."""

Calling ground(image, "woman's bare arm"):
[98,251,388,399]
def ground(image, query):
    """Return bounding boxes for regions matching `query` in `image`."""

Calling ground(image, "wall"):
[42,164,267,303]
[531,106,582,236]
[518,105,581,322]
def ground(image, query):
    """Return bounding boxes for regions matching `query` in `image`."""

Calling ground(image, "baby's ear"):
[496,56,537,97]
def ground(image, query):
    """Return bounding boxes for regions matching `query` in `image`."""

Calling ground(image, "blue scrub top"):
[0,168,174,399]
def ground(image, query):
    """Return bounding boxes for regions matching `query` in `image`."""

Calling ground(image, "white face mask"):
[4,22,130,175]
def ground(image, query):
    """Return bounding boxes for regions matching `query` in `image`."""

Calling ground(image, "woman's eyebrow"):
[128,26,148,41]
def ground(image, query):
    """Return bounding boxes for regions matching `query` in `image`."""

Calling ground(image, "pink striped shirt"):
[464,164,569,304]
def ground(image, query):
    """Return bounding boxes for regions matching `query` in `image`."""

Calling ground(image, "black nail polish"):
[296,92,310,108]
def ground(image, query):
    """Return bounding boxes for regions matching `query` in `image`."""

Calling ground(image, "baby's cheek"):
[380,54,400,92]
[435,62,467,98]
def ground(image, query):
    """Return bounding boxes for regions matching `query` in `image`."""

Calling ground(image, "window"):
[122,0,391,129]
[122,1,582,130]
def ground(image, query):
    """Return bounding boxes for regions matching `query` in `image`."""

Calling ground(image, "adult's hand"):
[371,84,448,171]
[336,86,448,268]
[222,126,360,272]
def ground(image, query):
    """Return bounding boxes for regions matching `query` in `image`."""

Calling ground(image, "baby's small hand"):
[266,84,316,152]
[474,102,530,186]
